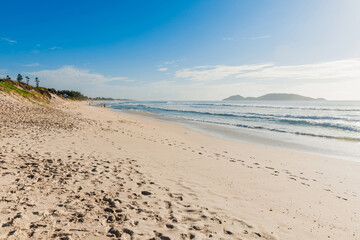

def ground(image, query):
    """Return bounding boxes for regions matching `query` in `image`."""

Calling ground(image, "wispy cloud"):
[49,46,62,50]
[160,59,184,66]
[236,59,360,80]
[175,64,273,81]
[222,37,235,41]
[222,36,270,41]
[27,66,129,92]
[105,78,132,86]
[250,35,271,40]
[175,59,360,83]
[21,62,43,67]
[156,59,184,72]
[1,37,17,44]
[164,60,175,65]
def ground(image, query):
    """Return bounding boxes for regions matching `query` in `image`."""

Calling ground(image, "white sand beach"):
[1,94,359,239]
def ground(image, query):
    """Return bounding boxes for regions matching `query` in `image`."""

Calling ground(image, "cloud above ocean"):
[25,58,360,101]
[175,59,360,83]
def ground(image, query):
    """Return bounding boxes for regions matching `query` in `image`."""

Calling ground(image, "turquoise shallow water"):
[107,100,360,161]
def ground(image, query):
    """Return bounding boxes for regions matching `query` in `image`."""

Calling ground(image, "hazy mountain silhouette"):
[223,93,326,101]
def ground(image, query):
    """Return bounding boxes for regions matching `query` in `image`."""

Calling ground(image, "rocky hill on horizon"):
[223,93,326,101]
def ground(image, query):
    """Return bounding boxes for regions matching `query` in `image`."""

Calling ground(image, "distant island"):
[223,93,326,101]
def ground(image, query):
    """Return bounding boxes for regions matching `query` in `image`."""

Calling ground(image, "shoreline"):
[111,108,360,162]
[1,98,359,239]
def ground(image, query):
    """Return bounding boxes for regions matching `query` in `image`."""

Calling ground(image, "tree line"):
[5,74,40,88]
[56,90,88,100]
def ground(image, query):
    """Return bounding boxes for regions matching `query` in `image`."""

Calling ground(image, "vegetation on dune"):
[0,80,35,99]
[0,78,50,104]
[89,97,133,101]
[0,77,89,102]
[0,74,129,102]
[57,90,88,100]
[1,74,131,102]
[17,74,23,83]
[35,77,40,88]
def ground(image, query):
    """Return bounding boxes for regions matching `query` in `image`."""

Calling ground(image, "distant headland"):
[223,93,326,101]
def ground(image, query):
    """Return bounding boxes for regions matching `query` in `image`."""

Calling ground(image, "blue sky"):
[1,0,360,100]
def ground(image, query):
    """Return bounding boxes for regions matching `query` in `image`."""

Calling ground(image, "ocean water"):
[107,101,360,161]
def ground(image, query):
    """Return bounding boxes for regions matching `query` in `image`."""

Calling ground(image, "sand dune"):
[0,95,359,239]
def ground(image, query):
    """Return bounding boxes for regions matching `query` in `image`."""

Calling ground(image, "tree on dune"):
[35,77,40,88]
[17,74,23,83]
[25,76,30,85]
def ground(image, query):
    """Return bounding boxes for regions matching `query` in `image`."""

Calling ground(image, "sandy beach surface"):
[1,95,359,240]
